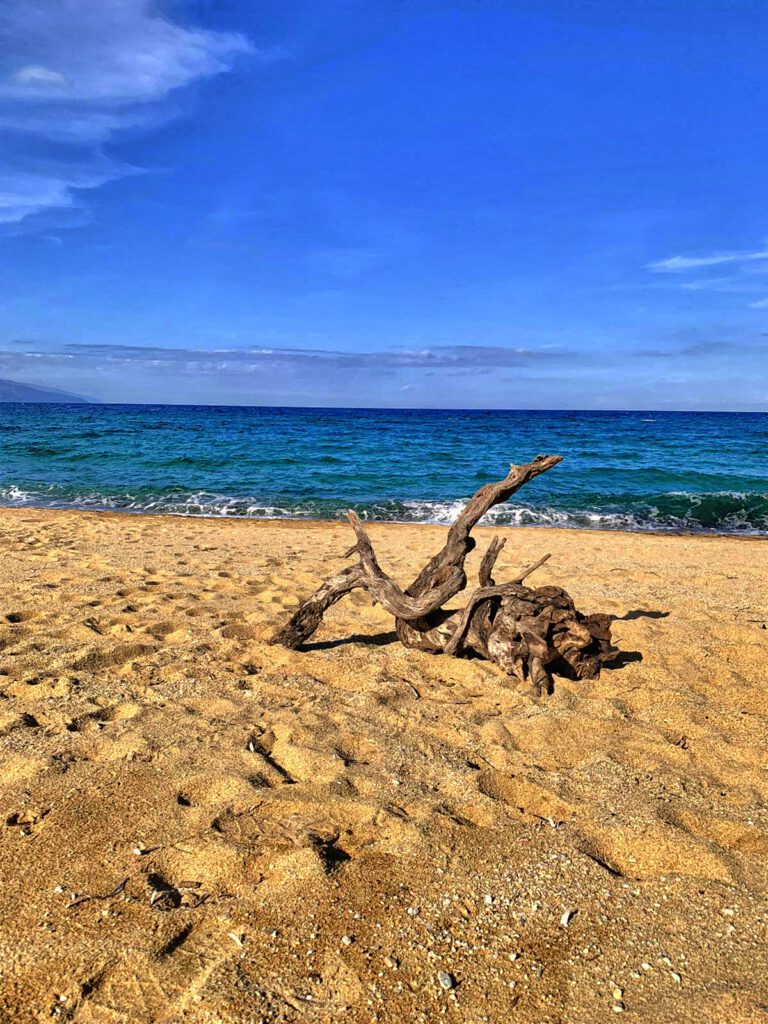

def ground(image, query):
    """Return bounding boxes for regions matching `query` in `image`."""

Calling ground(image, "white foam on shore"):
[0,485,766,534]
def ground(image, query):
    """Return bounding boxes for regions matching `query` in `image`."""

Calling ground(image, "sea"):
[1,405,766,535]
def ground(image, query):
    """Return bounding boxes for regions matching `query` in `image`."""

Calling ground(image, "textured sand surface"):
[1,508,767,1023]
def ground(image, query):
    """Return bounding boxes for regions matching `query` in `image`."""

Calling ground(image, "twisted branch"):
[269,454,616,699]
[270,454,560,650]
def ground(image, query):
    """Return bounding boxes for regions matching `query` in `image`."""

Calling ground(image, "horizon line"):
[2,399,766,415]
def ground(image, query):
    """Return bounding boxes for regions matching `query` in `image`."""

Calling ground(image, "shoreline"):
[2,501,767,541]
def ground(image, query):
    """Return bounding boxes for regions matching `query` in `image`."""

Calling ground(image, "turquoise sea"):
[0,405,766,534]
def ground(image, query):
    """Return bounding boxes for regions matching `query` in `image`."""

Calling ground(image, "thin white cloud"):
[0,0,256,226]
[0,1,253,108]
[12,64,70,89]
[748,298,768,309]
[0,342,571,381]
[673,276,765,296]
[647,248,768,272]
[678,276,744,292]
[0,165,122,224]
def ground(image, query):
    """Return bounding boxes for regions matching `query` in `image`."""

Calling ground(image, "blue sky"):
[1,0,767,409]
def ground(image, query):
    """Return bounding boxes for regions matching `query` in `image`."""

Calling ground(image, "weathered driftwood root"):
[270,455,615,696]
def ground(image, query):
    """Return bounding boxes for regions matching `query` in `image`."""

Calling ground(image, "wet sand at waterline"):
[1,508,767,1023]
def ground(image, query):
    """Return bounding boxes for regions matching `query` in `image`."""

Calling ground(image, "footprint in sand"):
[575,817,735,884]
[146,621,189,642]
[71,642,157,672]
[475,768,578,824]
[66,702,142,732]
[5,610,36,624]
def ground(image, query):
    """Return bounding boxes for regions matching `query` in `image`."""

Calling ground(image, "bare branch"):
[512,552,551,584]
[345,511,466,619]
[269,564,365,648]
[479,536,507,587]
[405,455,562,598]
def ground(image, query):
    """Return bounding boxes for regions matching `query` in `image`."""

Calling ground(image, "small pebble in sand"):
[671,972,682,984]
[612,1002,625,1013]
[341,935,354,946]
[132,844,159,856]
[437,971,456,990]
[560,909,577,928]
[483,894,494,905]
[611,986,623,1001]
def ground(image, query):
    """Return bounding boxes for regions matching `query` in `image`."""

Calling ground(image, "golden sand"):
[1,508,767,1023]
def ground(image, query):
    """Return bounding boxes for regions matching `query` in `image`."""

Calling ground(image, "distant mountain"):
[0,377,92,404]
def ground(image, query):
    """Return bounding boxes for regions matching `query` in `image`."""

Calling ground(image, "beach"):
[1,507,767,1023]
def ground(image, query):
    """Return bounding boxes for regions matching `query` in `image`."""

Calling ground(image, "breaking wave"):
[1,484,766,534]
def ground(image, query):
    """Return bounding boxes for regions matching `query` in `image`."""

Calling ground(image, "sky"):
[1,0,767,410]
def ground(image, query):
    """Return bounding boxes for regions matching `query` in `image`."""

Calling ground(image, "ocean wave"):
[400,492,768,533]
[0,485,312,520]
[1,484,766,534]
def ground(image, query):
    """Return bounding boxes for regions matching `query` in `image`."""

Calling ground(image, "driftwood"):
[270,455,615,697]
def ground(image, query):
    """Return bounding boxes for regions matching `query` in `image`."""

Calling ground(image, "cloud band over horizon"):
[1,335,766,411]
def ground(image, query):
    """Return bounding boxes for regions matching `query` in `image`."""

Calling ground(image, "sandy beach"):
[1,507,767,1023]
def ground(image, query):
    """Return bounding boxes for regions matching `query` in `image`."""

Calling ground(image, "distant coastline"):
[0,377,92,404]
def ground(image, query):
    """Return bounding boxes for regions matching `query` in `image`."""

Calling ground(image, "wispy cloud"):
[3,338,764,410]
[0,160,127,225]
[0,339,577,395]
[647,248,768,273]
[0,341,568,376]
[645,242,768,309]
[634,338,768,360]
[0,1,256,226]
[677,276,763,294]
[0,340,578,405]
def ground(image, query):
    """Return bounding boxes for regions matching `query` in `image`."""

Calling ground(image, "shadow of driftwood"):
[303,631,399,652]
[611,609,670,621]
[603,650,644,669]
